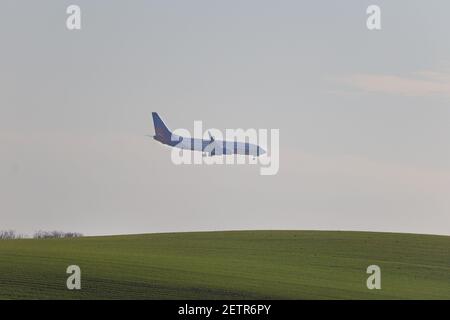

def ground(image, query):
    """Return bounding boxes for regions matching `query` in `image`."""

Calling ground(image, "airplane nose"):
[258,147,266,156]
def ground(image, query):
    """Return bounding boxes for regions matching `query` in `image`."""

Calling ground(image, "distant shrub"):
[62,232,83,238]
[33,231,83,239]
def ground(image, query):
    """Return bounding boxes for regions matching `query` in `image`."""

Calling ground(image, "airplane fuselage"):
[154,134,263,157]
[151,112,265,157]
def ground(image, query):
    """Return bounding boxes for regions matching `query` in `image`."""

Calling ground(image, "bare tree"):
[0,230,26,240]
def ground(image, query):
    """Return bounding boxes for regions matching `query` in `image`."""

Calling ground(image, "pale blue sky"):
[1,1,449,235]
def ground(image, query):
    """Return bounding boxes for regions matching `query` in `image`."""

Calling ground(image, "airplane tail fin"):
[152,112,172,142]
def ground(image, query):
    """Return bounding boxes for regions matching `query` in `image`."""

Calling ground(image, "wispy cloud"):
[340,70,450,97]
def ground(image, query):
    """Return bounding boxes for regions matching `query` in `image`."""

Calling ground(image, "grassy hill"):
[0,230,448,299]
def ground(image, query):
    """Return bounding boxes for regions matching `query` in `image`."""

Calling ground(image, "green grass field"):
[0,231,449,299]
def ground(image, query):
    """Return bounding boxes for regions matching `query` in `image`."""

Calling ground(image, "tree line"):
[0,230,83,240]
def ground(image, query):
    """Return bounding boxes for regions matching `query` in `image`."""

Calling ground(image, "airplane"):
[150,112,266,157]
